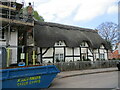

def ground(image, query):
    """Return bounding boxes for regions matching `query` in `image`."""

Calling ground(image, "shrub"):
[84,58,91,61]
[48,61,51,63]
[96,58,99,61]
[56,59,60,62]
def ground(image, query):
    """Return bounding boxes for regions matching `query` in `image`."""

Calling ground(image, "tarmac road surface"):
[50,71,120,89]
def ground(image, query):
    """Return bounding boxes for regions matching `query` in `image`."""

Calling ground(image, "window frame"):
[55,53,64,62]
[100,53,105,60]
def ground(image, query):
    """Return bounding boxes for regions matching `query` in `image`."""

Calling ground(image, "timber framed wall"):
[37,41,108,63]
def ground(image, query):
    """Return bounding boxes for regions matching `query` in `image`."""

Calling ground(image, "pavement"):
[56,67,118,79]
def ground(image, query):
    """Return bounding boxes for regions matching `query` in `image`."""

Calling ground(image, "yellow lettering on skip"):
[17,76,41,87]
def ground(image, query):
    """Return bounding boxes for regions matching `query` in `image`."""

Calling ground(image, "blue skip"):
[0,65,60,88]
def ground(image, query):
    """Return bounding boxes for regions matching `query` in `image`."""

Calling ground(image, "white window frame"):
[56,41,63,46]
[100,53,105,60]
[55,53,64,62]
[80,42,89,47]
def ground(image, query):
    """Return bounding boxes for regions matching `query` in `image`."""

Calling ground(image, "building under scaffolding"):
[0,1,37,68]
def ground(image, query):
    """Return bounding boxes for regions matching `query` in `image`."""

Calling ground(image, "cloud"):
[107,5,118,14]
[36,0,79,21]
[16,0,118,22]
[73,0,117,21]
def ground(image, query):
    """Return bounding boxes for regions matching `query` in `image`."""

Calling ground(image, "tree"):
[34,10,44,22]
[21,7,44,22]
[96,22,118,49]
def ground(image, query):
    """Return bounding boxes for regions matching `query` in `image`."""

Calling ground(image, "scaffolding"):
[0,1,38,68]
[0,0,34,26]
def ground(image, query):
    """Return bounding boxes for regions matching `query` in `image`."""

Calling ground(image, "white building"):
[0,1,34,67]
[34,22,110,63]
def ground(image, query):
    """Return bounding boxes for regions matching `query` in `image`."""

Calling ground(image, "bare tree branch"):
[96,22,118,50]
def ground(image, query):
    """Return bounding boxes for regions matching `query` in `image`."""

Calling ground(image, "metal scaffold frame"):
[0,0,38,68]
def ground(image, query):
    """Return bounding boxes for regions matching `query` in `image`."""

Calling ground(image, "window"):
[55,41,66,46]
[55,54,59,60]
[60,54,64,60]
[55,54,64,62]
[100,45,105,49]
[56,41,62,46]
[100,54,105,60]
[81,53,86,61]
[80,42,86,47]
[56,41,60,45]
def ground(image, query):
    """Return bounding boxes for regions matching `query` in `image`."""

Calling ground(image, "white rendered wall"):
[74,47,80,61]
[65,57,73,62]
[9,30,18,64]
[88,48,93,61]
[99,45,108,60]
[74,47,80,55]
[42,58,53,63]
[81,48,87,53]
[94,49,99,61]
[42,48,53,63]
[39,42,108,63]
[0,41,6,46]
[66,47,72,55]
[0,30,18,64]
[55,48,64,54]
[42,48,53,57]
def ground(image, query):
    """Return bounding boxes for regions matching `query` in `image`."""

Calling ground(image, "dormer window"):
[80,42,86,47]
[80,42,89,47]
[56,41,63,46]
[55,41,66,46]
[100,45,105,49]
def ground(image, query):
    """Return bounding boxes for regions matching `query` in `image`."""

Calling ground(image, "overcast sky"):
[17,0,118,29]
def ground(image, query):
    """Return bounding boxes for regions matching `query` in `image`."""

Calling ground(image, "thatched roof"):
[34,21,110,49]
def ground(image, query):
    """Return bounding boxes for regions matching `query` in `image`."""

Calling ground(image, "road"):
[50,71,120,88]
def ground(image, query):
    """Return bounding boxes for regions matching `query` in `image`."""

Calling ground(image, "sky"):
[17,0,118,29]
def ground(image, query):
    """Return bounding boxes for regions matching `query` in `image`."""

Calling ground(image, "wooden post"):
[40,47,42,63]
[72,47,74,62]
[79,47,81,60]
[87,48,88,60]
[53,47,55,63]
[98,49,101,68]
[93,50,95,61]
[107,50,108,60]
[98,49,100,60]
[7,48,10,67]
[64,47,66,62]
[32,50,35,65]
[26,53,28,66]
